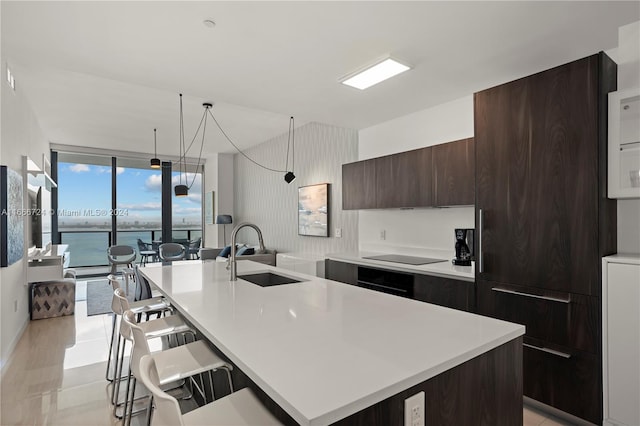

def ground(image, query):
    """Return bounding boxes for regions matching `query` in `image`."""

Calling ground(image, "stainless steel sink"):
[237,272,303,287]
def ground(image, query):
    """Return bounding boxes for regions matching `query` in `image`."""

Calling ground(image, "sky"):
[57,162,202,227]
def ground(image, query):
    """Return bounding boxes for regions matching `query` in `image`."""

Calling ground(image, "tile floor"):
[1,283,576,425]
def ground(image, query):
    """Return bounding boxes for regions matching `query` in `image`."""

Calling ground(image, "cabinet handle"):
[523,343,572,359]
[357,280,408,293]
[491,287,571,304]
[478,208,483,273]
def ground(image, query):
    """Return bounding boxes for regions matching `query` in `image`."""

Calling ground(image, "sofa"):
[200,246,277,266]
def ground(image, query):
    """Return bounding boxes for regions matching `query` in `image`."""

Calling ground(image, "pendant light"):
[205,108,297,184]
[284,116,296,183]
[174,94,210,197]
[150,128,161,169]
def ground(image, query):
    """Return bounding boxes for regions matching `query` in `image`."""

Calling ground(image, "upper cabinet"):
[608,87,640,199]
[342,138,474,210]
[433,138,475,206]
[375,148,432,208]
[342,159,377,209]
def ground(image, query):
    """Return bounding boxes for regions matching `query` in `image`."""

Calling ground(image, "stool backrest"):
[109,278,123,315]
[159,243,186,261]
[114,288,132,340]
[122,310,151,378]
[134,265,153,301]
[139,355,184,426]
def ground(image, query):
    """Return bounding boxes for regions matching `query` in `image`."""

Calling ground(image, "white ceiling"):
[2,1,638,158]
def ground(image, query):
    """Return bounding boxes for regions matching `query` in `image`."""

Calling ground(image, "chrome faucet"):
[229,222,266,281]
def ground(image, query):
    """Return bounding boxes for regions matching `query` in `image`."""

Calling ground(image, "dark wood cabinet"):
[342,139,474,210]
[414,274,474,312]
[476,280,600,354]
[375,148,432,208]
[325,259,358,285]
[523,340,600,424]
[432,138,475,206]
[475,54,616,296]
[474,53,617,424]
[342,159,376,210]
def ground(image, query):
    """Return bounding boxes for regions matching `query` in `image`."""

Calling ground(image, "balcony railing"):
[59,229,202,268]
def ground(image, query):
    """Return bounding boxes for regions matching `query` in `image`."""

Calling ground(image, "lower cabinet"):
[477,278,601,424]
[414,274,474,312]
[326,259,473,312]
[325,259,358,285]
[476,280,600,354]
[603,257,640,426]
[523,339,600,425]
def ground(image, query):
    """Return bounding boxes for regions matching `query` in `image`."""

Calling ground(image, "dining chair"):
[137,239,158,265]
[158,243,186,262]
[122,310,234,426]
[139,355,281,426]
[186,237,202,259]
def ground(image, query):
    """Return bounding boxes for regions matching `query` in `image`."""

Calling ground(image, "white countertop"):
[140,260,522,426]
[28,244,69,260]
[603,253,640,265]
[326,251,475,282]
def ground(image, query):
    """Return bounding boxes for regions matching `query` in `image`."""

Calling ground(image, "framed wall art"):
[1,166,24,267]
[298,183,329,237]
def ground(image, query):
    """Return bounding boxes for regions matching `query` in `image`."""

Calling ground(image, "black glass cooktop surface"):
[362,254,447,265]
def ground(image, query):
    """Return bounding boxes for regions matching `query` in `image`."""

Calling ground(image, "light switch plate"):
[335,228,342,238]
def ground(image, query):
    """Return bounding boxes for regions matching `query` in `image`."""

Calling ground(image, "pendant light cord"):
[153,128,157,157]
[206,108,293,174]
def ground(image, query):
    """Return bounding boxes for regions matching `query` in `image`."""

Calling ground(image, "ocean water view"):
[61,228,201,267]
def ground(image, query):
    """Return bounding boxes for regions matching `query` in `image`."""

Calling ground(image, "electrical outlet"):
[13,299,18,313]
[335,228,342,238]
[404,391,425,426]
[380,230,386,240]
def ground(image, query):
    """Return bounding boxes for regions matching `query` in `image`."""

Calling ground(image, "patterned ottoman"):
[30,279,76,320]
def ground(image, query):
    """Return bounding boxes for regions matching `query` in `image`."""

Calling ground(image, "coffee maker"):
[453,228,474,266]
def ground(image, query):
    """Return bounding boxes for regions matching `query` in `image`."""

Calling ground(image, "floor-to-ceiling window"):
[115,157,163,263]
[55,150,203,268]
[172,163,203,243]
[57,153,113,267]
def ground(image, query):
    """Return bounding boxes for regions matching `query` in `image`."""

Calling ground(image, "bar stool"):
[139,355,281,426]
[122,310,234,426]
[111,288,194,418]
[105,276,171,382]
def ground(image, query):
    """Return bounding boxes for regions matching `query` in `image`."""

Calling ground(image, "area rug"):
[86,279,134,316]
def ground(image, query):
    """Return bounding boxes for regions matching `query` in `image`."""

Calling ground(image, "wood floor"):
[1,281,576,425]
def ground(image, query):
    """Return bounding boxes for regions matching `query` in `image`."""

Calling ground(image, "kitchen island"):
[140,260,524,425]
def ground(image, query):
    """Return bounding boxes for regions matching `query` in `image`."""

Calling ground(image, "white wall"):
[203,153,234,248]
[0,60,50,371]
[234,122,358,256]
[614,21,640,254]
[358,96,475,257]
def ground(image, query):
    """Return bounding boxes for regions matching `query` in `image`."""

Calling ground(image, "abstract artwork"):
[298,183,329,237]
[1,166,24,267]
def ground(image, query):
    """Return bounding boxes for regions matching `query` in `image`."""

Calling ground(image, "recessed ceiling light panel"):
[340,57,411,90]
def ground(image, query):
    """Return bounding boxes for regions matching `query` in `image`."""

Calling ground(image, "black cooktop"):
[362,254,447,265]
